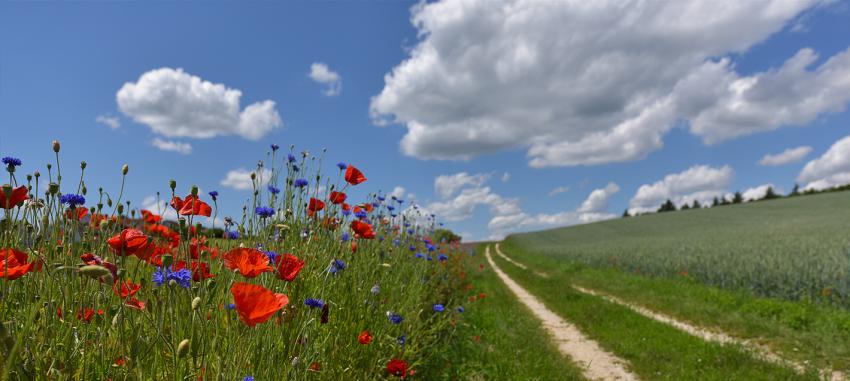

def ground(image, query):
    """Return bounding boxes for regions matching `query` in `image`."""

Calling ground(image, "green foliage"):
[431,228,462,244]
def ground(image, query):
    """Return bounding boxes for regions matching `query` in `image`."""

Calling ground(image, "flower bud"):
[191,186,198,196]
[48,183,59,195]
[177,339,190,358]
[33,171,40,178]
[121,164,129,175]
[192,297,202,310]
[169,179,177,190]
[80,161,86,170]
[250,172,256,180]
[79,265,110,278]
[116,204,124,214]
[52,140,61,153]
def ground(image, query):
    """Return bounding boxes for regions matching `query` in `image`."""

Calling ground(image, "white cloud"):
[742,183,781,201]
[434,172,489,199]
[141,195,177,221]
[370,0,847,167]
[798,136,850,190]
[220,168,272,191]
[389,186,407,200]
[501,172,510,182]
[309,62,342,96]
[548,186,570,197]
[629,165,733,214]
[151,138,193,155]
[117,67,282,140]
[96,115,121,129]
[427,185,504,222]
[758,146,812,166]
[577,182,619,213]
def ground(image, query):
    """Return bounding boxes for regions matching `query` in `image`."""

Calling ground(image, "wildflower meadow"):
[0,141,471,380]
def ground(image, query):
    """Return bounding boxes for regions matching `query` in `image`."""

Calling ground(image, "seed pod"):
[192,297,202,310]
[191,186,198,196]
[48,183,59,195]
[80,161,86,170]
[121,164,129,175]
[169,179,177,191]
[177,339,190,358]
[79,265,110,279]
[52,140,61,153]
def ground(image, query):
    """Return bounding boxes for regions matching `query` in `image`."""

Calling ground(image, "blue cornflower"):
[287,153,296,163]
[341,209,351,217]
[341,232,350,242]
[408,245,416,252]
[270,143,280,151]
[438,254,448,262]
[397,335,406,345]
[225,230,239,240]
[152,266,192,288]
[377,195,386,201]
[426,256,433,261]
[392,239,400,246]
[415,253,425,259]
[371,202,379,208]
[59,194,85,207]
[292,164,300,172]
[294,178,308,188]
[456,306,465,313]
[263,250,278,263]
[433,304,445,312]
[304,298,325,308]
[404,223,411,227]
[336,161,347,170]
[208,190,218,201]
[439,222,445,226]
[2,157,21,167]
[370,284,380,295]
[407,229,414,235]
[388,312,403,324]
[427,243,436,252]
[390,213,397,218]
[226,303,236,310]
[354,210,368,219]
[396,199,404,204]
[328,259,346,275]
[267,185,281,195]
[255,206,275,218]
[244,376,255,381]
[387,206,395,211]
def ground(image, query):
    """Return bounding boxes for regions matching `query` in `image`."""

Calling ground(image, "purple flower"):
[270,144,280,151]
[433,304,445,312]
[267,185,281,195]
[59,194,85,207]
[304,298,325,308]
[294,178,308,188]
[2,157,21,167]
[208,191,218,201]
[255,206,275,218]
[388,312,403,324]
[336,162,347,170]
[288,153,296,163]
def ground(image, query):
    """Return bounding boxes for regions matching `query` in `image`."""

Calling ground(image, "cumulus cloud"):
[151,138,192,155]
[220,168,272,191]
[798,135,850,190]
[388,186,407,200]
[577,183,620,213]
[548,186,570,197]
[371,0,849,167]
[96,115,121,129]
[117,68,282,140]
[434,172,489,199]
[309,63,342,96]
[759,146,812,166]
[742,183,781,201]
[629,165,733,214]
[501,172,510,182]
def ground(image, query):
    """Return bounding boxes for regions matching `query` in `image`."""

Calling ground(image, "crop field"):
[505,192,850,306]
[0,143,472,380]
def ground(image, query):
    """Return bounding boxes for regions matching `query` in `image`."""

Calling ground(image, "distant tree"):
[790,183,800,196]
[681,203,691,210]
[711,197,720,207]
[622,209,631,218]
[657,199,677,213]
[432,229,461,244]
[720,197,731,205]
[732,191,743,204]
[692,200,701,209]
[763,186,779,200]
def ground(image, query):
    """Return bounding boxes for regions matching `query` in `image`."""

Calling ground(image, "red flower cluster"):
[230,282,289,327]
[0,186,27,209]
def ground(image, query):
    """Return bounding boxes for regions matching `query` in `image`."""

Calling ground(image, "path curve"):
[494,243,549,277]
[485,246,638,381]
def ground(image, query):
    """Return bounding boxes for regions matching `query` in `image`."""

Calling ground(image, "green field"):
[505,191,850,306]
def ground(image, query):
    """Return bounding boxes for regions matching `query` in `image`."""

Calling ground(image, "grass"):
[488,244,818,381]
[506,191,850,305]
[427,243,585,380]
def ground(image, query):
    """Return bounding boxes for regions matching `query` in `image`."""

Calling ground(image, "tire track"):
[485,246,638,381]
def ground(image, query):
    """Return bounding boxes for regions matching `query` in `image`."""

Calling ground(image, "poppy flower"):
[80,253,117,281]
[175,260,216,281]
[329,191,346,204]
[341,203,350,212]
[171,195,212,217]
[140,209,162,224]
[386,359,408,378]
[223,248,271,278]
[307,198,325,216]
[0,185,27,209]
[113,280,141,299]
[64,207,89,221]
[274,253,305,282]
[76,307,104,323]
[124,298,146,310]
[344,165,367,185]
[350,220,375,239]
[107,229,149,256]
[0,248,37,280]
[350,241,358,253]
[358,330,372,345]
[230,282,289,327]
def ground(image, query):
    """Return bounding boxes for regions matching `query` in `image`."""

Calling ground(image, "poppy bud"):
[168,279,178,287]
[80,161,86,170]
[169,179,176,191]
[107,198,113,207]
[130,210,136,218]
[52,140,61,153]
[121,164,128,175]
[26,174,32,181]
[48,183,59,195]
[116,204,124,215]
[177,339,190,358]
[79,265,110,279]
[192,297,202,310]
[34,171,40,178]
[250,172,256,180]
[191,186,198,196]
[81,186,87,195]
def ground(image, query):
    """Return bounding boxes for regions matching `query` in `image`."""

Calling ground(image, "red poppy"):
[358,330,372,345]
[0,185,27,209]
[344,165,367,185]
[230,282,289,327]
[350,241,358,253]
[124,298,146,310]
[223,248,271,278]
[171,195,212,217]
[64,207,89,221]
[89,212,109,228]
[341,203,350,212]
[274,253,305,282]
[107,228,149,256]
[0,248,37,280]
[350,220,375,239]
[309,362,321,372]
[114,357,126,366]
[76,307,104,323]
[307,197,325,216]
[386,359,408,378]
[80,253,117,281]
[113,280,141,299]
[329,191,347,204]
[140,209,162,224]
[174,260,216,281]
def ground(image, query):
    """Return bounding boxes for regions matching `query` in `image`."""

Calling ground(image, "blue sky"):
[2,1,850,241]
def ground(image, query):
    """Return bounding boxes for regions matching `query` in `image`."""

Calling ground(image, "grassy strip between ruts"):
[425,243,585,380]
[489,245,818,381]
[500,240,850,374]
